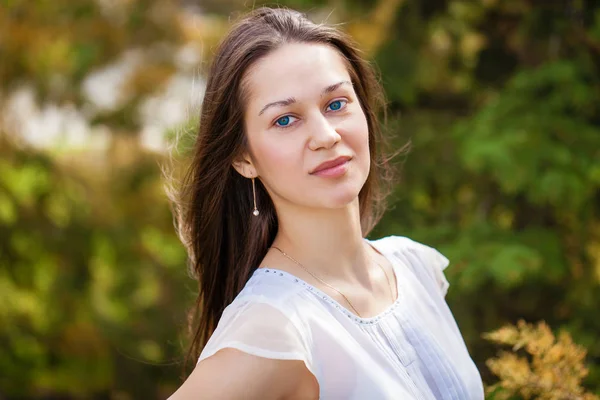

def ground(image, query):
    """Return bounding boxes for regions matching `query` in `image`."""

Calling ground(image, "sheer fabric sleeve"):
[197,297,315,375]
[397,236,451,297]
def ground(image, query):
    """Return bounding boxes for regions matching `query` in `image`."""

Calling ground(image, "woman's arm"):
[168,348,318,400]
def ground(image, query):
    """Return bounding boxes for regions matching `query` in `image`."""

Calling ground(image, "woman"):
[169,6,483,400]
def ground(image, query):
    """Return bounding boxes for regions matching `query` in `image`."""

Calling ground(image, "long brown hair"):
[170,6,400,374]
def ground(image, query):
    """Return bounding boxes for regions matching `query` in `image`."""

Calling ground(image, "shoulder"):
[371,235,451,296]
[215,269,308,338]
[200,285,312,363]
[371,235,446,259]
[236,268,307,308]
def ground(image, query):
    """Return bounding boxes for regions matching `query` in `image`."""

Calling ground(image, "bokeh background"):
[1,0,599,398]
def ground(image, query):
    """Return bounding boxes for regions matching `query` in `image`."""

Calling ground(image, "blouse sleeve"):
[197,297,315,375]
[396,236,451,297]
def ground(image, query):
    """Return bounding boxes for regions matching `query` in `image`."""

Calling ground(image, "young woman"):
[168,6,484,400]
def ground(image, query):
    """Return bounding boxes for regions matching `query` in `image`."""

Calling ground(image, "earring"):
[251,177,259,216]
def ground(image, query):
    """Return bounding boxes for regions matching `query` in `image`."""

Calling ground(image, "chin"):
[320,183,363,209]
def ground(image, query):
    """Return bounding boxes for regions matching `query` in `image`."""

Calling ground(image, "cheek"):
[342,109,370,152]
[254,137,301,175]
[245,118,300,175]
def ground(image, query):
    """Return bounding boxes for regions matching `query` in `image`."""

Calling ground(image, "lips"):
[310,156,352,174]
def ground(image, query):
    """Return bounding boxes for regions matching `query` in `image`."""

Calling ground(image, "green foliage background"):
[1,0,598,398]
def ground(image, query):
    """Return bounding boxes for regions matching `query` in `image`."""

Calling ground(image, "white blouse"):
[198,236,485,399]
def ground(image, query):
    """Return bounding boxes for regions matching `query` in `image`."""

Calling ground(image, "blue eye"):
[274,115,298,129]
[329,100,342,110]
[276,116,290,126]
[327,100,347,111]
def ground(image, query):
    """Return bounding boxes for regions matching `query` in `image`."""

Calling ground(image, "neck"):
[271,197,372,285]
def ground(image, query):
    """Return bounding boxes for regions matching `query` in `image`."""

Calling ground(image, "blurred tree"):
[0,133,192,397]
[484,320,598,400]
[1,0,197,397]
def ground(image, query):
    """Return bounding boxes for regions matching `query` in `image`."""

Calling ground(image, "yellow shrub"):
[483,320,598,400]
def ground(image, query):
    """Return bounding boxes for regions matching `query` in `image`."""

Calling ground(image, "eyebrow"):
[257,80,352,116]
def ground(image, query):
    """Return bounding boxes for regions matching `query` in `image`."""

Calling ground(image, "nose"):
[308,113,341,151]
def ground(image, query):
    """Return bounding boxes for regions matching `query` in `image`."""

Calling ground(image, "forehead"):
[243,42,351,108]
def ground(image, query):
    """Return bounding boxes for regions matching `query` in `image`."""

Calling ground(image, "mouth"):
[310,156,352,174]
[310,156,352,177]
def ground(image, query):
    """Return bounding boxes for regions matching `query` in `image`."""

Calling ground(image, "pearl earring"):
[251,177,259,216]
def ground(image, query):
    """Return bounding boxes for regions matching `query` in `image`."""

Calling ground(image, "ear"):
[232,153,257,178]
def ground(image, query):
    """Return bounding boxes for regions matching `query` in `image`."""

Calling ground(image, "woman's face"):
[239,42,370,211]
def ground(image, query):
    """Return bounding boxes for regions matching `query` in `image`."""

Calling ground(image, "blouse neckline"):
[252,237,404,325]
